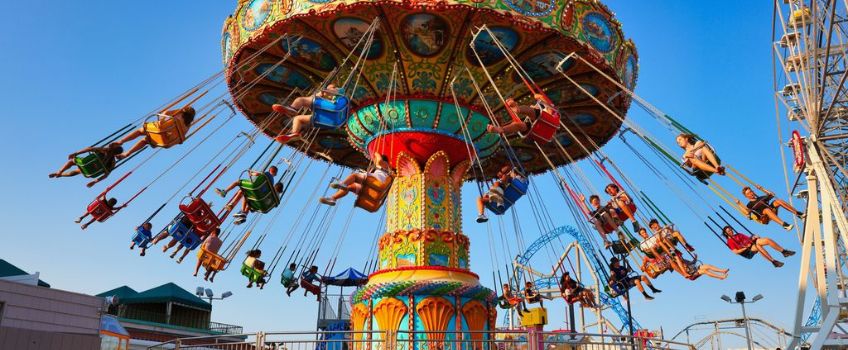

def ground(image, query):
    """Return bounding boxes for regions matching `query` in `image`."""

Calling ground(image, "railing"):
[112,309,242,335]
[210,321,245,335]
[145,330,696,350]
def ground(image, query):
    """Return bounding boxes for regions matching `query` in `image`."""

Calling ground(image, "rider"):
[604,184,640,232]
[648,219,695,253]
[282,263,299,296]
[320,153,391,206]
[676,133,724,177]
[273,84,341,143]
[523,281,545,307]
[215,166,280,225]
[560,271,597,308]
[497,284,526,315]
[476,165,524,223]
[577,193,621,246]
[608,257,661,300]
[115,106,196,159]
[301,265,322,301]
[194,228,223,282]
[76,197,120,230]
[244,249,268,289]
[723,226,795,267]
[488,94,556,135]
[735,185,804,231]
[49,143,124,188]
[129,222,154,256]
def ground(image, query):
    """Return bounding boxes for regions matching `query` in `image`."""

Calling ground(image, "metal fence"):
[145,330,695,350]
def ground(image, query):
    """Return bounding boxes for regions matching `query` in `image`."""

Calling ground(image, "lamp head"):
[721,295,732,303]
[205,288,214,298]
[221,291,233,299]
[196,287,204,296]
[752,294,764,302]
[735,291,746,303]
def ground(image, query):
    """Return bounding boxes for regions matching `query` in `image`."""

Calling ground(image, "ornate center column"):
[351,151,496,347]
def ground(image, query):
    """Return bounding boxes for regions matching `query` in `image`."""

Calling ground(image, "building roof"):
[96,285,138,299]
[121,283,211,311]
[0,259,50,287]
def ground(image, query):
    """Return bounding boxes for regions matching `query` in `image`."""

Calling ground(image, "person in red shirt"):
[722,226,795,267]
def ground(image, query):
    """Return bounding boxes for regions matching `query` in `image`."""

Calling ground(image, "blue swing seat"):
[311,89,351,130]
[485,176,530,215]
[169,216,194,242]
[178,230,203,251]
[132,226,153,249]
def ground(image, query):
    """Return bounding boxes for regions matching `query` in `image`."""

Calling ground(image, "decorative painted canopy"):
[224,0,637,176]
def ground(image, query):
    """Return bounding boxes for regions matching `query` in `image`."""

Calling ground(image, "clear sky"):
[0,1,800,347]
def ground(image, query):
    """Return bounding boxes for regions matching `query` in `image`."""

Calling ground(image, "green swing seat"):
[240,263,266,283]
[74,152,112,178]
[238,173,280,214]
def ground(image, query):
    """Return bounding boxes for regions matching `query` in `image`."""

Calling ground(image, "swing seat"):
[179,197,220,234]
[354,175,394,213]
[240,263,267,283]
[520,109,561,144]
[87,197,115,222]
[497,296,522,309]
[177,230,203,251]
[740,248,757,260]
[132,226,153,249]
[144,114,188,148]
[485,176,530,215]
[74,152,111,178]
[612,202,638,221]
[643,257,671,279]
[300,278,321,295]
[199,247,227,271]
[168,217,193,242]
[609,239,639,255]
[239,172,280,214]
[311,91,351,130]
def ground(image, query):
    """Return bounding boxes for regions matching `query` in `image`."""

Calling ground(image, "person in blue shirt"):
[282,263,299,296]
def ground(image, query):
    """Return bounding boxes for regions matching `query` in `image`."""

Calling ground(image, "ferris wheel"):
[773,0,848,348]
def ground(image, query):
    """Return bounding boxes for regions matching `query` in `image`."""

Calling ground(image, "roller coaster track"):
[515,225,643,332]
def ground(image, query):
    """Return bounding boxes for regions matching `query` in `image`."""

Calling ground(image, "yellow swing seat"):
[144,114,189,148]
[354,175,394,213]
[198,247,227,271]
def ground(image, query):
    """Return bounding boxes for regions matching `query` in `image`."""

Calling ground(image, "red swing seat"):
[87,196,116,222]
[520,108,561,144]
[613,202,638,221]
[179,197,221,234]
[300,278,321,295]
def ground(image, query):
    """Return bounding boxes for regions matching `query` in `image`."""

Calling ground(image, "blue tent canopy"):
[321,267,367,287]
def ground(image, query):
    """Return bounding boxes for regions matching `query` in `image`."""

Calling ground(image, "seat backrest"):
[144,115,188,148]
[75,153,110,178]
[239,173,280,213]
[180,198,219,233]
[354,175,394,213]
[87,198,114,222]
[502,177,529,204]
[312,95,351,129]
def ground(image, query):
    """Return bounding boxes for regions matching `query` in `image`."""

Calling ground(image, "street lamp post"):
[196,287,233,306]
[721,291,763,350]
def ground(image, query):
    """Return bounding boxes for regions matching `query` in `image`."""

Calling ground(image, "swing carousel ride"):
[48,0,846,347]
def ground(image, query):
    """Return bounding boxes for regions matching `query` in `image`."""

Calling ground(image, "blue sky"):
[0,0,801,345]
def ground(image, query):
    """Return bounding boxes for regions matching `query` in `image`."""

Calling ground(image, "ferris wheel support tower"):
[774,1,848,348]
